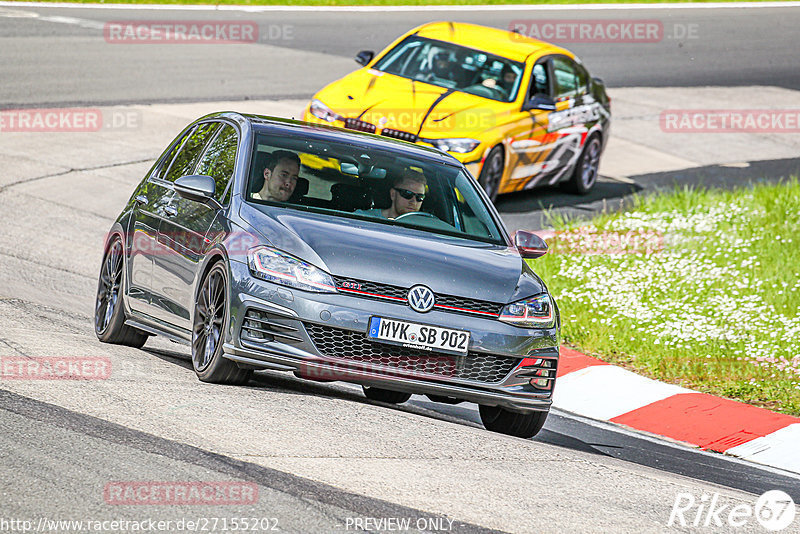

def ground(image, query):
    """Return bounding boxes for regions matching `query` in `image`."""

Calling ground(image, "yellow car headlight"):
[422,138,480,154]
[309,99,342,123]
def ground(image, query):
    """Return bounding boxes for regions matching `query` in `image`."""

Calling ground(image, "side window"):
[575,63,590,96]
[162,122,219,183]
[552,57,578,101]
[196,124,238,204]
[528,62,550,100]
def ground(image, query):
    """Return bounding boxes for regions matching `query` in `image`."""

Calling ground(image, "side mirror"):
[355,50,375,66]
[522,94,556,112]
[515,230,548,259]
[174,175,221,209]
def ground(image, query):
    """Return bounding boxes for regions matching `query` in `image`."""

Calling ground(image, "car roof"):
[412,21,573,63]
[209,112,463,167]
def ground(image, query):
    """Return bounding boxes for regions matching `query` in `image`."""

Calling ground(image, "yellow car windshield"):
[372,36,524,103]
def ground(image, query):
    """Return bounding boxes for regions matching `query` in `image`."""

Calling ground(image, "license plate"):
[367,317,470,356]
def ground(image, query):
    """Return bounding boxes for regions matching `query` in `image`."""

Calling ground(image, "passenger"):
[254,150,301,202]
[356,170,427,220]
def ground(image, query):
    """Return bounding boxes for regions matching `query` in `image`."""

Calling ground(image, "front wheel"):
[479,405,548,438]
[362,386,412,404]
[478,145,504,202]
[566,135,601,195]
[192,262,252,385]
[94,237,148,348]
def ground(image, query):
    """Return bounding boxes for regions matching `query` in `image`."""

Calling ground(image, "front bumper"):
[224,260,559,414]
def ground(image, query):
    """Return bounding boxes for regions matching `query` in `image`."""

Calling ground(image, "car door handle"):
[135,195,148,206]
[164,206,178,217]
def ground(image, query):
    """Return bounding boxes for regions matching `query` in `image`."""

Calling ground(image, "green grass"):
[531,179,800,416]
[7,0,789,4]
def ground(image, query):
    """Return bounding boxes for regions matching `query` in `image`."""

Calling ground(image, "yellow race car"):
[303,21,611,201]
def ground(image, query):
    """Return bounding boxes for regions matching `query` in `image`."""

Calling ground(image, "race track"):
[1,4,800,532]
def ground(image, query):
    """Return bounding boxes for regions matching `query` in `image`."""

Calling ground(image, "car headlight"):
[309,99,342,123]
[248,246,337,293]
[499,294,555,328]
[423,138,480,154]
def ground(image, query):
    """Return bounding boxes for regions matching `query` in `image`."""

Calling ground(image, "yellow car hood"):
[315,69,510,138]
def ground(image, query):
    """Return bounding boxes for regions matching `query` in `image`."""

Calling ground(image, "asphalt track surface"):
[2,4,800,532]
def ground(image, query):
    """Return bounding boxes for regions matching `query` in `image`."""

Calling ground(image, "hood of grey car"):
[240,204,544,304]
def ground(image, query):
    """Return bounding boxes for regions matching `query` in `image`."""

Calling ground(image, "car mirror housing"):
[522,94,557,112]
[355,50,375,66]
[174,175,221,209]
[515,230,548,259]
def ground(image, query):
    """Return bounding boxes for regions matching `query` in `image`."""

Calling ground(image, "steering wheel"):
[394,211,438,221]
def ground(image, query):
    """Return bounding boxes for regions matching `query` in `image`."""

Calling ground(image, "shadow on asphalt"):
[494,180,641,214]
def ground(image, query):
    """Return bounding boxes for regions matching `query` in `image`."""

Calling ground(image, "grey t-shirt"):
[353,208,386,218]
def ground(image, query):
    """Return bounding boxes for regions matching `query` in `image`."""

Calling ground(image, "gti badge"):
[407,285,435,313]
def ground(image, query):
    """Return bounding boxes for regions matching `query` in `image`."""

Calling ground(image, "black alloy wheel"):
[478,145,504,202]
[567,135,601,195]
[479,404,548,439]
[192,262,252,385]
[363,386,412,404]
[95,237,148,348]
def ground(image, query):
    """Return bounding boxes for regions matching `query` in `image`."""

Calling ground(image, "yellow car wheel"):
[478,145,504,202]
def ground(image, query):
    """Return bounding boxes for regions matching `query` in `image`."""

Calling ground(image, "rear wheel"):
[94,237,148,348]
[478,145,504,202]
[479,405,548,439]
[362,386,412,404]
[192,262,252,385]
[566,135,601,195]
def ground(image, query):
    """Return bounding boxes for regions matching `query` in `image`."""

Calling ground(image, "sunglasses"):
[393,187,425,202]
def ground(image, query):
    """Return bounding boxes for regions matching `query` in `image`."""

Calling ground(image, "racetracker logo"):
[104,481,258,505]
[660,109,800,133]
[0,108,141,132]
[0,357,111,380]
[509,19,663,43]
[104,21,258,44]
[297,357,456,383]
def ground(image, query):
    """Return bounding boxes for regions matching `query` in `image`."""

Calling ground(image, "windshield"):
[246,133,506,245]
[372,36,524,103]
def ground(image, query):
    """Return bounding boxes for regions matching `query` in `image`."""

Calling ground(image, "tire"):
[94,236,148,348]
[566,134,602,195]
[478,145,504,203]
[479,405,548,439]
[362,386,412,404]
[192,262,252,385]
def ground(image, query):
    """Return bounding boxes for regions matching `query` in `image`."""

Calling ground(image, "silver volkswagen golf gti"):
[95,112,560,438]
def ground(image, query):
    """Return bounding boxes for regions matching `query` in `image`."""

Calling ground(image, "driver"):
[356,170,426,219]
[253,150,301,202]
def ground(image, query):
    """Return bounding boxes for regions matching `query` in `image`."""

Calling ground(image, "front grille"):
[241,309,303,344]
[305,323,519,383]
[381,129,418,143]
[344,118,376,134]
[332,276,503,318]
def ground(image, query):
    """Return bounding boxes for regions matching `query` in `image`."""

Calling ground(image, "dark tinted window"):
[196,124,238,203]
[575,63,590,96]
[162,122,219,183]
[552,57,578,101]
[372,35,524,103]
[528,62,550,100]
